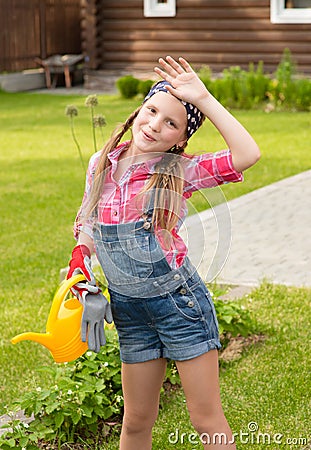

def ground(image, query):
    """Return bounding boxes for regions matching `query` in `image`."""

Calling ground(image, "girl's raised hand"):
[154,56,209,106]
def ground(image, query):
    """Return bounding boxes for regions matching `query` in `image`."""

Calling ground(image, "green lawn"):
[151,283,311,450]
[0,92,310,447]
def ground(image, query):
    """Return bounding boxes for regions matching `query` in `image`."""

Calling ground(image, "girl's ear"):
[177,138,187,150]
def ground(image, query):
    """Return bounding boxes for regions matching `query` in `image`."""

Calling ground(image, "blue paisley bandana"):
[144,80,204,139]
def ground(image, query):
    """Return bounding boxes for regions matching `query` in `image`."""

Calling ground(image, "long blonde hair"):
[83,106,189,233]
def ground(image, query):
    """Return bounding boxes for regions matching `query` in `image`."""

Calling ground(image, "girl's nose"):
[149,117,161,132]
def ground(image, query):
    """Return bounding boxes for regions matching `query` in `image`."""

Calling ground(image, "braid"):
[82,107,141,220]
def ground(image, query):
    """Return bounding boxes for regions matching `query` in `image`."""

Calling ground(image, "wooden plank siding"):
[81,0,311,75]
[0,0,81,73]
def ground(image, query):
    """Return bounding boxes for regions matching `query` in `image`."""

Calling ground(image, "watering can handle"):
[47,274,86,328]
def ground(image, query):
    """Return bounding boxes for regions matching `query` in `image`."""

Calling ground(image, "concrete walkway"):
[182,170,311,289]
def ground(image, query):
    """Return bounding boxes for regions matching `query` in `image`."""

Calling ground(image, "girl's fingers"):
[178,57,194,73]
[157,57,178,77]
[165,55,184,74]
[153,65,170,81]
[157,56,185,77]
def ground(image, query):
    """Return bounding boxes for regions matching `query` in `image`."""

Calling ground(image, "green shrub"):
[266,48,311,111]
[214,298,256,337]
[294,77,311,111]
[199,49,310,111]
[210,64,270,109]
[116,75,139,99]
[275,47,297,86]
[244,61,270,106]
[0,329,122,448]
[138,79,154,97]
[198,65,213,91]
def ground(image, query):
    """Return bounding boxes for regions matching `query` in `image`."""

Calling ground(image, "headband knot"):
[143,81,203,139]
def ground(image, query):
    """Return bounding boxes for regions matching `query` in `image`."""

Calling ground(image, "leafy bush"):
[197,65,213,91]
[116,75,139,99]
[214,298,255,337]
[205,63,270,109]
[0,283,257,448]
[293,77,311,111]
[198,49,311,111]
[266,48,311,111]
[0,329,122,449]
[244,61,270,106]
[138,79,154,97]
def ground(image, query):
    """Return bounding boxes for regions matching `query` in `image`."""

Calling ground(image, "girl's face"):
[130,92,187,157]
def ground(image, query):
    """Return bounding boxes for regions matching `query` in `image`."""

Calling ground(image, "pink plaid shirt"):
[74,141,243,268]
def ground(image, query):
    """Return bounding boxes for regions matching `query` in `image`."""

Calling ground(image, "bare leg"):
[176,350,236,449]
[120,358,167,450]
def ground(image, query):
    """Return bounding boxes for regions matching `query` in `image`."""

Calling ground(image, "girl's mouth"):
[142,130,156,142]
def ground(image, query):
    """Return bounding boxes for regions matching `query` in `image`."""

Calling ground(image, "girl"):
[67,56,260,449]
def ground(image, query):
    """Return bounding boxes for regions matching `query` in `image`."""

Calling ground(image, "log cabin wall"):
[81,0,311,75]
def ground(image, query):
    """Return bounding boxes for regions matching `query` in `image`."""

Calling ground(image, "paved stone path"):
[182,170,311,288]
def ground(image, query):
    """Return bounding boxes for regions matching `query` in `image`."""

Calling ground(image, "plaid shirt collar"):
[107,140,164,176]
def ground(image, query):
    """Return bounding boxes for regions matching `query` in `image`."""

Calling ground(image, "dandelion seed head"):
[65,105,78,117]
[85,94,98,107]
[93,114,106,128]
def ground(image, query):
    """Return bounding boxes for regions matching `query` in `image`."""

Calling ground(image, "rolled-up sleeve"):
[73,152,100,240]
[183,150,243,194]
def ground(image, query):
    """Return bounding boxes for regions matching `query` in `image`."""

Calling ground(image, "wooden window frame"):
[144,0,176,17]
[271,0,311,23]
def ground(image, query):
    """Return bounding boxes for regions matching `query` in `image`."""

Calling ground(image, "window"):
[271,0,311,23]
[144,0,176,17]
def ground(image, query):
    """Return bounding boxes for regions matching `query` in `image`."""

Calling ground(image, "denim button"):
[174,274,181,280]
[180,288,187,295]
[143,222,151,230]
[187,300,195,307]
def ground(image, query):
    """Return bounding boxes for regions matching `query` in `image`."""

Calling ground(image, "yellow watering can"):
[11,274,89,363]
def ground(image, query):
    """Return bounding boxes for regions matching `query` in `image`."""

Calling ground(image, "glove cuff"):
[73,244,91,258]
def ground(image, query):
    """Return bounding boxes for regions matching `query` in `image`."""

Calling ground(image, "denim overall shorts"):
[93,213,221,364]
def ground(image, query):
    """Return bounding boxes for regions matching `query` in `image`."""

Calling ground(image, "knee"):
[123,408,158,435]
[189,410,226,436]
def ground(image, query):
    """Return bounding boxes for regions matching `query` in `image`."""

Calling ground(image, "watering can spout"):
[11,331,53,348]
[11,274,89,363]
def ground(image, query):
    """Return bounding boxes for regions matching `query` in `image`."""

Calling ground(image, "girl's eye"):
[167,120,176,128]
[148,107,156,114]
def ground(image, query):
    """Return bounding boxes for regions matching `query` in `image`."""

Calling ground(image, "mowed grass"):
[76,283,311,450]
[0,90,310,435]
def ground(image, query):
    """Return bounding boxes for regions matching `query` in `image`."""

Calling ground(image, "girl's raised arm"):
[154,56,260,172]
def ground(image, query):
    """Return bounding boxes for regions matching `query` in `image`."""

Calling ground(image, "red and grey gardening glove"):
[67,244,100,300]
[81,291,113,352]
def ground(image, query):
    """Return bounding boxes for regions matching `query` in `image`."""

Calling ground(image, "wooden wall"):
[81,0,311,74]
[0,0,81,72]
